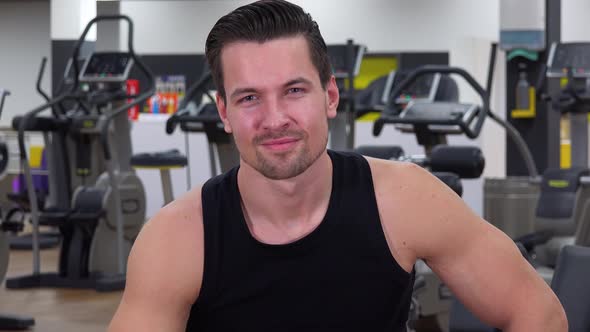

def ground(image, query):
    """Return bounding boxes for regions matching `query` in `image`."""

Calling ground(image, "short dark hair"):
[205,0,332,101]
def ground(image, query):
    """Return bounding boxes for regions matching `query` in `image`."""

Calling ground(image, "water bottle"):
[516,65,530,110]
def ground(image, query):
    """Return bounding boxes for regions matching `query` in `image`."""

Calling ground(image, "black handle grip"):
[36,58,51,103]
[0,89,10,119]
[165,107,192,134]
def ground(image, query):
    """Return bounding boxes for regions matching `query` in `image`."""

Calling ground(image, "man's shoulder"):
[148,185,204,234]
[364,157,467,265]
[144,186,205,258]
[364,156,427,191]
[108,187,205,331]
[126,186,205,301]
[365,155,459,220]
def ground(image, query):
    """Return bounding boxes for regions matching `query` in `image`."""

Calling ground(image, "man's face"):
[216,35,339,180]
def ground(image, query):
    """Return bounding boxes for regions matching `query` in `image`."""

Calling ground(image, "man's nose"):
[261,98,290,131]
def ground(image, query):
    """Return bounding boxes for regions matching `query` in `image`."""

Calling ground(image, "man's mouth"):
[260,137,300,151]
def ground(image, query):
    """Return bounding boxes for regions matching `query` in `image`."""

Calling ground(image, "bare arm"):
[108,188,203,332]
[371,160,567,331]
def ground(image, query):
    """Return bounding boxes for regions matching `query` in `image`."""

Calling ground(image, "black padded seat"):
[131,149,188,205]
[131,149,188,168]
[354,145,405,160]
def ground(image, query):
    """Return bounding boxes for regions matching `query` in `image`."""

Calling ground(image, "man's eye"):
[287,88,305,95]
[240,95,257,103]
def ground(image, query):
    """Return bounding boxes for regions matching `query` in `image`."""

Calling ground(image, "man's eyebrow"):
[284,77,313,87]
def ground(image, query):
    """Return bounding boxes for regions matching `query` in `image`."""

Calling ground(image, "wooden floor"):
[0,247,122,332]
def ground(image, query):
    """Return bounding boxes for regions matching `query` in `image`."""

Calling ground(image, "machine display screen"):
[327,44,365,79]
[548,43,590,78]
[397,75,437,101]
[80,52,133,82]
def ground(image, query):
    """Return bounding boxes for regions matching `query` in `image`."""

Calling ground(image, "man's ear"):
[216,92,233,133]
[326,75,339,119]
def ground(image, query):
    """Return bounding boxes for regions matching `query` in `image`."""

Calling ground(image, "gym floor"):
[0,248,120,331]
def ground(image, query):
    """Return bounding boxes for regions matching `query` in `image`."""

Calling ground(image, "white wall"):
[0,1,51,127]
[119,0,251,54]
[562,0,590,42]
[121,0,499,54]
[51,0,97,40]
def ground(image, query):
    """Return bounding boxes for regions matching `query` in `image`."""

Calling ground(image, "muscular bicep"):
[108,241,196,332]
[371,159,564,330]
[109,280,191,332]
[426,217,545,327]
[109,191,203,332]
[403,166,555,328]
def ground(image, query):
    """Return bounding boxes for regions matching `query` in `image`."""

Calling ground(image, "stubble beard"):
[250,127,327,180]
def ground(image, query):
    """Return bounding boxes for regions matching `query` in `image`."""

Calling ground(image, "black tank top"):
[187,150,414,331]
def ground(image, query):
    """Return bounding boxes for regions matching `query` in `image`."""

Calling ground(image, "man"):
[109,1,567,331]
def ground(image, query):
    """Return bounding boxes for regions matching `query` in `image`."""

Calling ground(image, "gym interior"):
[1,0,589,331]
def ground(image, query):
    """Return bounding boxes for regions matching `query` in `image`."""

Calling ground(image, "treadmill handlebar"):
[375,65,489,139]
[166,70,215,135]
[36,58,51,104]
[165,107,192,134]
[166,104,220,134]
[177,70,213,111]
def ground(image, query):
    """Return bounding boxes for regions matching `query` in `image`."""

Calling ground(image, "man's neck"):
[237,151,333,244]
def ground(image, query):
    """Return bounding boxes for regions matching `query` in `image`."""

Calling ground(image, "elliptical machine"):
[6,15,155,292]
[0,89,35,330]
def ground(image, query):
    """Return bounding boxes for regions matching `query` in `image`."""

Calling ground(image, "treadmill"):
[166,66,240,179]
